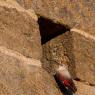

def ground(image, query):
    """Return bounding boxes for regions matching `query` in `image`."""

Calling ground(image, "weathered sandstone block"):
[0,0,42,60]
[31,0,95,35]
[63,29,95,85]
[75,81,95,95]
[0,46,62,95]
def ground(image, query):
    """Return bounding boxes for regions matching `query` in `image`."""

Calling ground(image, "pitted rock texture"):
[60,30,95,84]
[32,0,95,35]
[16,0,32,9]
[15,0,95,82]
[42,34,69,75]
[0,46,62,95]
[0,0,95,95]
[0,0,42,60]
[71,29,95,84]
[18,0,95,35]
[38,17,70,75]
[60,30,95,85]
[75,81,95,95]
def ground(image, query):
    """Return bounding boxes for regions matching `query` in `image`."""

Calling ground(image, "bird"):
[54,64,77,95]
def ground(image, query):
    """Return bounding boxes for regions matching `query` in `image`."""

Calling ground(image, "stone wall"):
[0,0,95,95]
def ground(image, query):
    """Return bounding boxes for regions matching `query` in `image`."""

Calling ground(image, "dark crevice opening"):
[38,16,70,45]
[74,77,81,81]
[38,16,75,95]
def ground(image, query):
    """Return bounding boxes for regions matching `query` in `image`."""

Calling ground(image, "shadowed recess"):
[38,16,70,44]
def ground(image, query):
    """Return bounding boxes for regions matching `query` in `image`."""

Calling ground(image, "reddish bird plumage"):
[55,64,77,94]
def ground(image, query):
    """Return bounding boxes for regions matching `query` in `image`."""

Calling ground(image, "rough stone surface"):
[42,34,69,75]
[16,0,95,81]
[19,0,95,35]
[0,0,42,60]
[62,30,95,85]
[16,0,32,9]
[41,27,95,93]
[75,81,95,95]
[38,17,70,75]
[0,46,62,95]
[35,0,95,35]
[72,30,95,84]
[0,0,95,95]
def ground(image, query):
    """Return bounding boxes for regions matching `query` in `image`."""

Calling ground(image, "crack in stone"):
[0,46,42,67]
[71,28,95,41]
[74,78,95,87]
